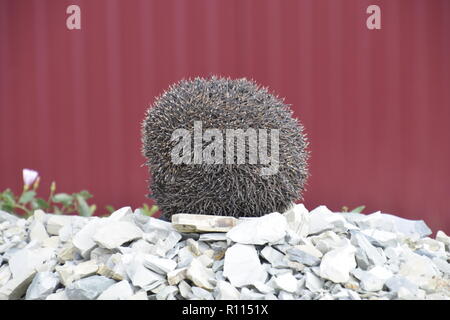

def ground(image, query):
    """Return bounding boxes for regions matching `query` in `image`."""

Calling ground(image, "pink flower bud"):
[23,169,39,187]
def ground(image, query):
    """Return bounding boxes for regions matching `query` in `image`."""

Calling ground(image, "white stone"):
[226,212,287,245]
[305,271,323,293]
[66,275,116,300]
[0,270,36,300]
[354,266,393,292]
[46,215,76,236]
[156,285,179,300]
[97,280,134,300]
[45,290,68,300]
[25,271,59,300]
[320,244,357,283]
[308,205,347,235]
[223,243,267,287]
[9,248,45,280]
[167,268,187,285]
[126,290,148,300]
[283,203,310,237]
[260,246,286,267]
[72,218,104,258]
[399,251,439,287]
[351,232,386,266]
[143,254,177,274]
[126,256,164,291]
[29,220,49,243]
[93,221,142,249]
[274,273,298,293]
[172,213,238,233]
[178,280,193,299]
[106,206,133,223]
[191,286,213,300]
[186,258,215,290]
[55,260,99,286]
[199,233,228,242]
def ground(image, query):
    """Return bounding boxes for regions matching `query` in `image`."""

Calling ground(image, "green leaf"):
[89,204,97,215]
[19,191,36,204]
[141,204,158,216]
[105,205,115,214]
[77,190,93,200]
[2,189,16,206]
[76,195,91,217]
[52,193,73,205]
[35,198,50,210]
[351,205,366,213]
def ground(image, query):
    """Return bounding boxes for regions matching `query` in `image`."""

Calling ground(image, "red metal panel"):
[0,0,449,233]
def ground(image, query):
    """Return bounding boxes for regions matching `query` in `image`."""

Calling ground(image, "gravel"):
[0,204,449,300]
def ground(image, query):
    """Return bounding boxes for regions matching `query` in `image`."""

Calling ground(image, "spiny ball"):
[142,76,309,219]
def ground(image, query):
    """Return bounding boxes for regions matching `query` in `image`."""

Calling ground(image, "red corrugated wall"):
[1,0,449,232]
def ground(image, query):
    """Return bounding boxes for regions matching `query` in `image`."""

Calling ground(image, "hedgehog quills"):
[142,77,309,219]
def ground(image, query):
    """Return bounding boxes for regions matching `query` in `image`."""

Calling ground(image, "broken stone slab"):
[0,270,36,300]
[72,218,105,258]
[143,254,177,274]
[283,203,310,237]
[223,243,267,287]
[287,247,321,267]
[97,280,134,300]
[436,230,450,250]
[167,267,187,285]
[215,280,240,300]
[260,246,286,267]
[320,244,357,283]
[352,266,393,292]
[191,286,213,300]
[55,260,99,286]
[199,233,228,242]
[186,258,215,290]
[29,220,49,243]
[155,285,178,300]
[308,206,348,235]
[46,215,84,236]
[398,251,440,287]
[305,271,324,293]
[106,206,134,223]
[351,231,386,267]
[66,275,116,300]
[0,210,19,224]
[25,271,60,300]
[172,214,238,233]
[93,221,143,249]
[226,212,287,245]
[274,273,298,293]
[45,290,69,300]
[178,280,193,299]
[8,248,45,280]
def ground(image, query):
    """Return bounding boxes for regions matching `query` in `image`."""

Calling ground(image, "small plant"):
[0,169,158,218]
[341,205,366,213]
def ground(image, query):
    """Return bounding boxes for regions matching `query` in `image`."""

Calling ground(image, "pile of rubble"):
[0,204,449,300]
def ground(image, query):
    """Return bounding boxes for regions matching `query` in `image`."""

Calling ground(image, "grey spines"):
[142,76,309,219]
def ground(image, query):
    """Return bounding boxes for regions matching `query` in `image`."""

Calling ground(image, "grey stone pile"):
[0,204,449,300]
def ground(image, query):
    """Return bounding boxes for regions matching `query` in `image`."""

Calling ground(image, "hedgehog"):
[142,76,309,219]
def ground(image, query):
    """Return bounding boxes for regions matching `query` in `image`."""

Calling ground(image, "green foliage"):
[341,205,366,213]
[0,171,159,218]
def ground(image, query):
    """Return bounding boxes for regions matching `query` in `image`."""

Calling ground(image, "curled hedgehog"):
[142,76,309,219]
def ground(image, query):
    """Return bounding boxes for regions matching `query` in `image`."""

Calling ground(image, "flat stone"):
[125,256,164,291]
[223,243,267,287]
[305,271,324,293]
[178,280,193,299]
[45,290,69,300]
[29,220,49,243]
[0,270,36,300]
[320,244,357,283]
[240,287,266,300]
[283,203,310,237]
[308,206,347,235]
[398,251,439,287]
[191,286,213,300]
[8,248,45,280]
[143,254,177,274]
[274,273,298,293]
[167,268,187,285]
[199,233,228,242]
[106,207,133,223]
[97,280,134,300]
[55,260,99,286]
[0,210,19,224]
[260,246,286,267]
[226,212,287,245]
[93,221,143,249]
[353,266,393,292]
[66,275,116,300]
[25,271,59,300]
[72,218,105,258]
[156,285,179,300]
[436,230,450,250]
[186,258,215,290]
[172,214,238,233]
[287,247,320,266]
[351,232,386,267]
[214,280,240,300]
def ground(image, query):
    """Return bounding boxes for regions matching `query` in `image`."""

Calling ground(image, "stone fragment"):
[25,271,59,300]
[97,280,134,300]
[226,212,287,245]
[223,243,267,287]
[178,280,193,299]
[283,203,310,237]
[45,290,68,300]
[106,207,133,223]
[167,268,187,285]
[55,260,99,286]
[29,220,49,243]
[0,270,36,300]
[186,258,215,290]
[351,232,386,267]
[66,275,116,300]
[199,233,228,242]
[191,286,213,300]
[308,206,347,235]
[9,249,45,280]
[305,271,324,293]
[320,244,356,283]
[353,266,393,292]
[213,280,239,300]
[172,214,238,233]
[287,247,320,266]
[72,218,104,258]
[126,290,148,300]
[143,254,177,274]
[93,221,142,249]
[260,246,286,267]
[274,273,298,293]
[125,257,164,291]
